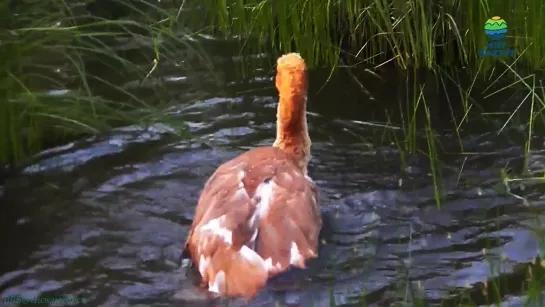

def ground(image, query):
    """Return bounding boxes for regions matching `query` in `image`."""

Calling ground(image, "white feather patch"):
[239,246,267,272]
[289,242,303,265]
[199,215,232,245]
[198,255,209,277]
[208,270,226,294]
[254,179,275,218]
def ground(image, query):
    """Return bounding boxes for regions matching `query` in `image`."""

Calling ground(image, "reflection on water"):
[2,37,545,307]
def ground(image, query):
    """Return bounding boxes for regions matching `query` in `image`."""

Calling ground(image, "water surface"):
[1,37,545,307]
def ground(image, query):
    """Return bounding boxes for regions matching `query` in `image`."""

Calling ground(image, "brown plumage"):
[182,53,321,299]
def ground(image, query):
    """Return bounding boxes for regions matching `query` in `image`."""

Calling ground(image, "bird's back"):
[184,146,321,298]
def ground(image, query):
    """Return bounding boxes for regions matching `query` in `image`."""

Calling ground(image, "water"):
[2,36,545,306]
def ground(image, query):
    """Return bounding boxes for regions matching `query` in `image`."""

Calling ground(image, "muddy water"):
[2,39,545,307]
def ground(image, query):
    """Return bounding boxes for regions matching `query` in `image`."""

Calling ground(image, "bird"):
[181,52,322,299]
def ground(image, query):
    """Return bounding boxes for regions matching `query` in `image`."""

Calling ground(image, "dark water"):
[2,36,545,307]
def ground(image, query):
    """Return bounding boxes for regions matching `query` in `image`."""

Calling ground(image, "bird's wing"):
[184,147,321,298]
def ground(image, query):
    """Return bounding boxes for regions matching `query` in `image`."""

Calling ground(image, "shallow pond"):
[1,37,545,307]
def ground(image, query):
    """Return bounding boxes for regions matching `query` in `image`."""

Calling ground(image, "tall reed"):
[0,0,204,166]
[188,0,545,70]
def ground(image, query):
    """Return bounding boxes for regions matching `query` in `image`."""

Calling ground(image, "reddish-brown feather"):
[182,53,321,299]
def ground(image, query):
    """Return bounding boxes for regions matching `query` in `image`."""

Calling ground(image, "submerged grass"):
[188,0,545,70]
[0,0,211,166]
[343,51,545,305]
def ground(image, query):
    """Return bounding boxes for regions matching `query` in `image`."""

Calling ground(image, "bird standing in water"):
[182,53,321,299]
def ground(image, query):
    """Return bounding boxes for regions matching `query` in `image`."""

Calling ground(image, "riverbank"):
[1,0,211,167]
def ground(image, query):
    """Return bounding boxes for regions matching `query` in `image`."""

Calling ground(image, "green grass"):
[187,0,545,71]
[340,52,545,305]
[0,0,214,166]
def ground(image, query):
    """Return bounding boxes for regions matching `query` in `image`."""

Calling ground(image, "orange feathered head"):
[275,53,308,101]
[275,53,308,125]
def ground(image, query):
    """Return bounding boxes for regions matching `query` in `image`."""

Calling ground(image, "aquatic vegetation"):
[0,0,211,166]
[189,0,545,71]
[322,48,545,307]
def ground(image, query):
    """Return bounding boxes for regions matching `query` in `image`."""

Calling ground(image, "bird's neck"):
[273,95,311,174]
